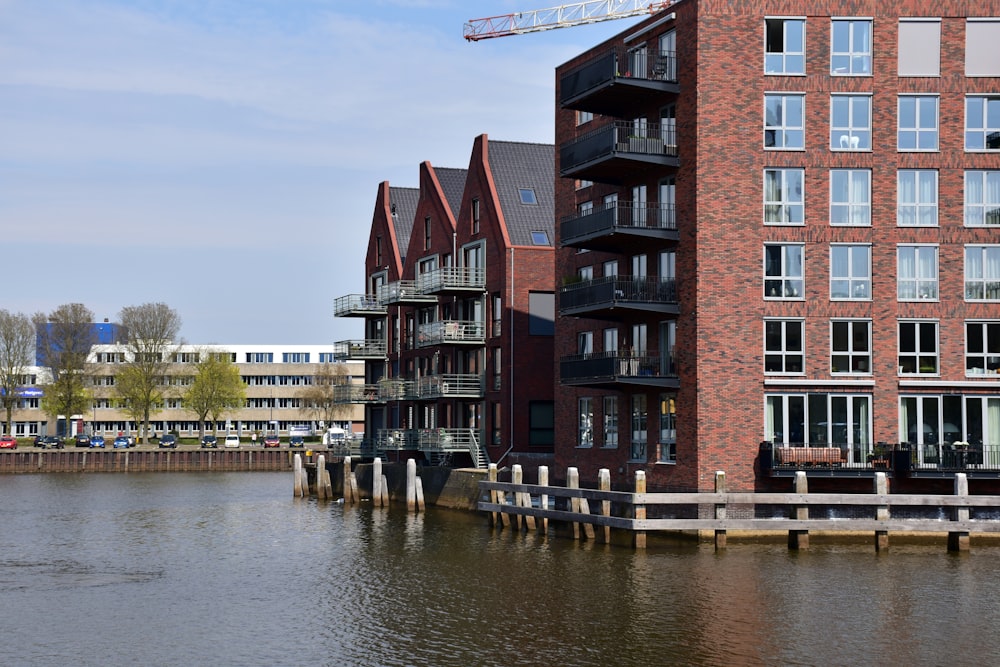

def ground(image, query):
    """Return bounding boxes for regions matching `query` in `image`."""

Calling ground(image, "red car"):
[262,435,280,448]
[0,435,18,450]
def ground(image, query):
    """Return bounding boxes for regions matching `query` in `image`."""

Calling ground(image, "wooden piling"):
[373,458,383,507]
[380,474,390,506]
[598,468,611,544]
[415,475,425,511]
[488,464,499,526]
[293,453,304,497]
[789,471,809,550]
[874,472,889,552]
[634,470,646,549]
[406,459,417,512]
[512,465,535,531]
[714,471,727,550]
[949,473,970,552]
[343,455,353,503]
[537,466,549,534]
[568,467,581,540]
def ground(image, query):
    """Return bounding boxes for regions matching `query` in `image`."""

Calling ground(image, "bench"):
[776,446,845,466]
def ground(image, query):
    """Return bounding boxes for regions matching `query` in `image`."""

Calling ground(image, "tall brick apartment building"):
[335,135,557,468]
[554,2,1000,492]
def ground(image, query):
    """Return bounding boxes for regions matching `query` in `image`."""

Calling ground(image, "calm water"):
[2,472,999,667]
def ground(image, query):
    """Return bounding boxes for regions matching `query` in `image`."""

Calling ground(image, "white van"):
[322,427,347,447]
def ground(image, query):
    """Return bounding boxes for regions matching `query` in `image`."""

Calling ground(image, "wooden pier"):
[0,448,295,473]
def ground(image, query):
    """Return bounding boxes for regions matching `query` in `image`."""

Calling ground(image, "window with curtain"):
[764,243,804,298]
[830,244,871,300]
[765,18,805,75]
[964,246,1000,300]
[831,19,871,74]
[764,93,805,148]
[898,19,940,76]
[831,94,872,150]
[630,394,647,461]
[658,394,676,462]
[603,396,618,448]
[831,169,871,225]
[965,321,1000,374]
[898,170,938,226]
[578,397,593,447]
[898,245,939,300]
[764,168,804,224]
[965,171,1000,226]
[898,95,939,150]
[965,96,1000,150]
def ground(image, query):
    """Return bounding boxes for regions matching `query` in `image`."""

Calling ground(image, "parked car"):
[36,436,64,450]
[113,436,130,449]
[75,434,91,448]
[200,435,218,449]
[159,434,178,449]
[289,435,305,448]
[0,435,18,450]
[89,435,106,448]
[262,434,280,448]
[224,434,240,448]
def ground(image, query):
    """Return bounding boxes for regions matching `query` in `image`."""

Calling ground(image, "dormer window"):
[519,188,537,205]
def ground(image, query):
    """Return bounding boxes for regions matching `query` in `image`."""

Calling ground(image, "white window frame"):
[897,170,938,226]
[830,169,871,226]
[965,96,1000,151]
[831,18,872,75]
[964,245,1000,301]
[830,244,871,300]
[898,95,939,151]
[830,94,872,150]
[764,17,805,75]
[764,168,804,225]
[898,320,939,375]
[603,396,618,448]
[658,394,676,463]
[831,319,872,375]
[764,243,804,299]
[897,245,939,301]
[578,397,593,448]
[764,93,805,149]
[764,318,805,375]
[964,171,1000,226]
[966,321,1000,375]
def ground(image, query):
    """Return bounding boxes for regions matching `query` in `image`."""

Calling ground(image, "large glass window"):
[766,393,871,461]
[630,395,647,461]
[658,394,676,463]
[603,396,618,448]
[898,245,939,301]
[831,320,871,374]
[966,321,1000,375]
[578,397,593,447]
[898,170,938,226]
[898,321,939,375]
[898,96,939,151]
[830,169,871,225]
[764,168,804,224]
[831,19,872,75]
[831,95,871,150]
[965,97,1000,150]
[965,171,1000,226]
[765,319,804,374]
[765,18,805,74]
[528,401,554,447]
[830,244,871,300]
[965,246,1000,300]
[764,94,805,149]
[764,244,804,298]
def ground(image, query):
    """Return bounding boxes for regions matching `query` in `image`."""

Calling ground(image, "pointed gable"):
[487,141,555,247]
[389,186,419,266]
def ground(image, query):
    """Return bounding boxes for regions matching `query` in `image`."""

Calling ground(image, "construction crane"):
[464,0,674,42]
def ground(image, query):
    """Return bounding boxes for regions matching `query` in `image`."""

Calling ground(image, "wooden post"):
[316,454,328,500]
[948,473,970,552]
[634,470,646,549]
[512,464,524,531]
[538,466,549,534]
[568,467,581,540]
[415,475,425,511]
[293,453,303,497]
[789,471,809,550]
[512,464,535,532]
[380,474,390,506]
[373,457,383,507]
[406,458,417,512]
[714,470,727,550]
[874,471,889,552]
[598,468,611,544]
[343,455,353,503]
[488,463,499,527]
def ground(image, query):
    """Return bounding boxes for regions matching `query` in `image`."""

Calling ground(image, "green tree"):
[0,310,36,436]
[33,303,96,436]
[115,303,182,444]
[298,362,352,429]
[183,351,245,437]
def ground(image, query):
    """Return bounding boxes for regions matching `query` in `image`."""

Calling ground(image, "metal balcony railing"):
[560,121,678,180]
[560,48,678,115]
[561,201,677,249]
[419,266,486,294]
[332,383,383,404]
[416,320,486,347]
[333,294,386,317]
[560,351,678,386]
[415,374,484,399]
[378,280,437,306]
[332,339,387,360]
[559,276,678,316]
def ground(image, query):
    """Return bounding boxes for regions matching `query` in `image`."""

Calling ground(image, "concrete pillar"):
[406,458,417,512]
[874,472,889,552]
[373,457,383,507]
[789,471,809,550]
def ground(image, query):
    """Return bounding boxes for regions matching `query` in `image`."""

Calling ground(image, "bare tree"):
[183,351,245,437]
[115,303,182,444]
[298,362,352,430]
[0,310,36,436]
[33,303,96,436]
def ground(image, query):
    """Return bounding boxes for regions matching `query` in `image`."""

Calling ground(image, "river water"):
[2,471,999,667]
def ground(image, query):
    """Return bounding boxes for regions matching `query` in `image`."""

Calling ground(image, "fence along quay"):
[0,448,294,473]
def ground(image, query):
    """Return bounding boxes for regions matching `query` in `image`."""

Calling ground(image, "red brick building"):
[554,2,1000,492]
[335,135,557,468]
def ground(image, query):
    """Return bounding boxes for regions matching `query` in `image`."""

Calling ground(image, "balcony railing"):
[376,378,418,401]
[378,280,437,306]
[333,294,386,317]
[417,320,486,347]
[560,351,678,388]
[332,339,387,360]
[559,276,678,318]
[419,266,485,294]
[332,383,382,404]
[560,121,678,182]
[415,373,484,400]
[561,201,678,251]
[560,47,678,116]
[761,442,1000,477]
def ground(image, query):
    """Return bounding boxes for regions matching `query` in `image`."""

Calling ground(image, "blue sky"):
[0,0,639,345]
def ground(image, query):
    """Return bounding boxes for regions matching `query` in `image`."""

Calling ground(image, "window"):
[528,292,555,335]
[492,347,502,391]
[246,352,274,363]
[965,246,1000,301]
[831,19,871,75]
[831,320,871,374]
[658,394,676,463]
[831,94,871,150]
[528,401,554,447]
[491,294,502,336]
[966,322,1000,375]
[376,235,382,266]
[530,230,549,245]
[965,97,1000,150]
[830,169,871,225]
[764,93,804,148]
[895,245,938,301]
[898,96,939,151]
[831,245,871,300]
[764,168,804,224]
[898,19,940,76]
[765,319,804,374]
[964,171,1000,226]
[603,396,618,448]
[577,110,593,125]
[898,170,938,226]
[423,216,431,250]
[578,397,593,447]
[766,393,871,456]
[519,188,538,205]
[471,198,480,234]
[630,394,647,461]
[491,402,501,445]
[765,18,805,75]
[575,179,593,190]
[282,353,310,363]
[966,20,1000,76]
[603,327,618,353]
[764,243,804,298]
[577,331,593,355]
[899,321,939,375]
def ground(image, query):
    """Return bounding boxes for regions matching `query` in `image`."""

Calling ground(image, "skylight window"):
[519,188,538,205]
[530,230,549,245]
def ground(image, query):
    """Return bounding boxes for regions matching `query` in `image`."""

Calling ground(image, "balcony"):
[560,351,678,389]
[378,280,437,306]
[559,276,678,319]
[761,442,1000,480]
[560,48,678,117]
[415,374,484,400]
[332,339,387,361]
[561,201,677,252]
[561,121,678,184]
[333,294,386,317]
[416,320,486,348]
[376,378,418,401]
[419,266,485,295]
[332,383,383,404]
